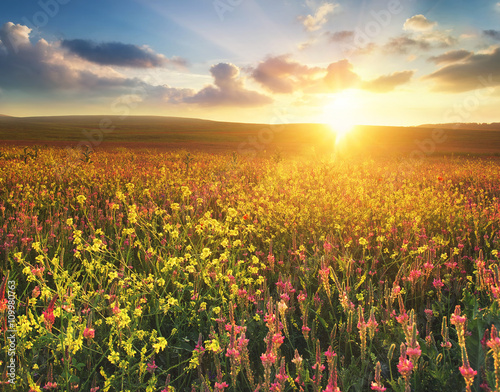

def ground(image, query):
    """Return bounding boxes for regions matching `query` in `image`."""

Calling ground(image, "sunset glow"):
[0,1,499,125]
[322,90,359,144]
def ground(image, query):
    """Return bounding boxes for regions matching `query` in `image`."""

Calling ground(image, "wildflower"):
[153,337,168,353]
[147,360,158,373]
[366,308,379,340]
[357,306,368,360]
[433,278,444,288]
[459,364,477,392]
[397,356,413,378]
[76,195,86,205]
[371,361,386,392]
[260,351,277,366]
[43,295,58,331]
[487,324,500,391]
[200,248,211,260]
[214,381,229,391]
[83,328,95,340]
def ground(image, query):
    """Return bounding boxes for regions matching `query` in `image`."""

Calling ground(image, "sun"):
[322,90,360,145]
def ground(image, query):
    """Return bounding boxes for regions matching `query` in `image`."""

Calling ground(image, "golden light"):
[322,90,359,145]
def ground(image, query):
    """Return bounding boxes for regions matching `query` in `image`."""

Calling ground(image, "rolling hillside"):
[1,115,500,156]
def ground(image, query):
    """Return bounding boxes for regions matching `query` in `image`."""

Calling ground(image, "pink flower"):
[450,307,467,326]
[371,382,387,391]
[83,327,95,339]
[433,279,444,289]
[214,381,229,391]
[260,352,277,366]
[147,360,158,373]
[324,346,337,361]
[43,382,58,390]
[272,333,284,345]
[397,357,413,378]
[459,365,477,379]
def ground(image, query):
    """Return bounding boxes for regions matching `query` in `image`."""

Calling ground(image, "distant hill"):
[418,123,500,131]
[1,115,500,156]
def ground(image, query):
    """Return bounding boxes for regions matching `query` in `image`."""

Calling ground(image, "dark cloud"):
[326,30,355,42]
[0,23,269,108]
[384,35,431,54]
[483,30,500,41]
[427,49,472,64]
[362,71,414,93]
[252,55,322,94]
[186,63,272,107]
[0,22,140,92]
[61,39,186,68]
[424,48,500,92]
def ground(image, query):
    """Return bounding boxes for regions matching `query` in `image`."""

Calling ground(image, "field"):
[1,141,500,392]
[2,116,500,156]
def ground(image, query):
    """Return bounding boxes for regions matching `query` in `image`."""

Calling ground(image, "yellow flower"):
[76,195,86,205]
[108,350,120,365]
[205,338,220,352]
[200,248,211,260]
[152,337,168,353]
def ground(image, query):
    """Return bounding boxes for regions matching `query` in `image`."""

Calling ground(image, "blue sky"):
[1,0,500,126]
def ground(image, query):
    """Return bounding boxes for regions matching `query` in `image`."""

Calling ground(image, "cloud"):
[404,15,437,31]
[424,47,500,92]
[427,49,472,64]
[484,30,500,41]
[362,71,414,93]
[252,55,323,94]
[252,55,410,94]
[320,60,361,92]
[61,39,186,68]
[384,30,455,54]
[326,30,354,42]
[186,63,272,107]
[384,35,431,53]
[251,55,361,94]
[0,22,267,109]
[0,22,141,92]
[298,3,338,31]
[386,15,456,55]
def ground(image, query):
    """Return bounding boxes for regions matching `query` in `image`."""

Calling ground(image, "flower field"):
[1,145,500,392]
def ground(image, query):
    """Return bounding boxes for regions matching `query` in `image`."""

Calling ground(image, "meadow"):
[1,145,500,392]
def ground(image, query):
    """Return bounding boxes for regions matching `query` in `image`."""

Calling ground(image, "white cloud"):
[403,15,437,31]
[298,3,339,31]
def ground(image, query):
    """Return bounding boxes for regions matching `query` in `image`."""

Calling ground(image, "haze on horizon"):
[1,0,500,127]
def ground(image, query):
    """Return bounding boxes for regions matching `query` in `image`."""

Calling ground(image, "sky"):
[1,0,500,126]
